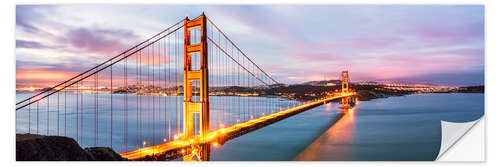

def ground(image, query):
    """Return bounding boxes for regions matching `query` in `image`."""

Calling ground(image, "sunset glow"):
[16,5,484,87]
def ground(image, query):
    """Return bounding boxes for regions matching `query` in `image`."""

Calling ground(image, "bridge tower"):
[340,70,350,109]
[341,70,349,94]
[183,13,210,161]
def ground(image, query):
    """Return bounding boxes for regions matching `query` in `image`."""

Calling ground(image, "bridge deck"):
[118,93,356,160]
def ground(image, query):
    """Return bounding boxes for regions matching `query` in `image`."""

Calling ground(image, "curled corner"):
[436,117,483,160]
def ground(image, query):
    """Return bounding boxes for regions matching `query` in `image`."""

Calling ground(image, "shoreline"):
[15,89,484,102]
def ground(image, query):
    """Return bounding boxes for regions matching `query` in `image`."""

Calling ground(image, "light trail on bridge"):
[118,92,355,160]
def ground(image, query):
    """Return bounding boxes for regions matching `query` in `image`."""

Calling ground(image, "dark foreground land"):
[16,134,127,161]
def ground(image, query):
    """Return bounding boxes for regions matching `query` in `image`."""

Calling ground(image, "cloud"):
[16,5,142,58]
[397,21,484,49]
[16,40,52,49]
[62,27,139,55]
[15,5,484,86]
[16,60,89,73]
[16,6,42,33]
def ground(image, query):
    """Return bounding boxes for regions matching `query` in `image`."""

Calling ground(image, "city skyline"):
[16,5,484,87]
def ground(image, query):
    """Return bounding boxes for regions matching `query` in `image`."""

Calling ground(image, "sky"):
[16,5,484,87]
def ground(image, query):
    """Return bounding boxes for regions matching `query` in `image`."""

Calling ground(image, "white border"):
[2,0,496,167]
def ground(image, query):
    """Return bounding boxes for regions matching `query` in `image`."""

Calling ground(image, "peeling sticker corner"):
[436,117,483,161]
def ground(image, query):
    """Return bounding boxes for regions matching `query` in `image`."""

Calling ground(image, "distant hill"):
[302,80,341,86]
[456,86,484,93]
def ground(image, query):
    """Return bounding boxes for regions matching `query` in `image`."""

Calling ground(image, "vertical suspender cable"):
[152,41,155,145]
[110,65,113,149]
[94,73,97,146]
[57,90,59,135]
[124,55,128,151]
[65,89,67,136]
[168,35,171,141]
[96,73,99,145]
[47,94,49,135]
[28,99,31,133]
[139,50,142,147]
[164,36,167,141]
[37,101,39,134]
[80,79,83,144]
[147,42,151,146]
[76,82,79,142]
[136,49,139,148]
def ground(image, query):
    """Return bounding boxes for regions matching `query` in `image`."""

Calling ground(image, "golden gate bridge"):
[15,13,356,161]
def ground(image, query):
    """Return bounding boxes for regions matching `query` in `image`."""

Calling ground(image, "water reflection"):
[325,102,332,111]
[294,107,356,161]
[205,94,483,161]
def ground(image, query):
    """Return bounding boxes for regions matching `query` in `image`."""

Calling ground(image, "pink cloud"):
[63,27,138,55]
